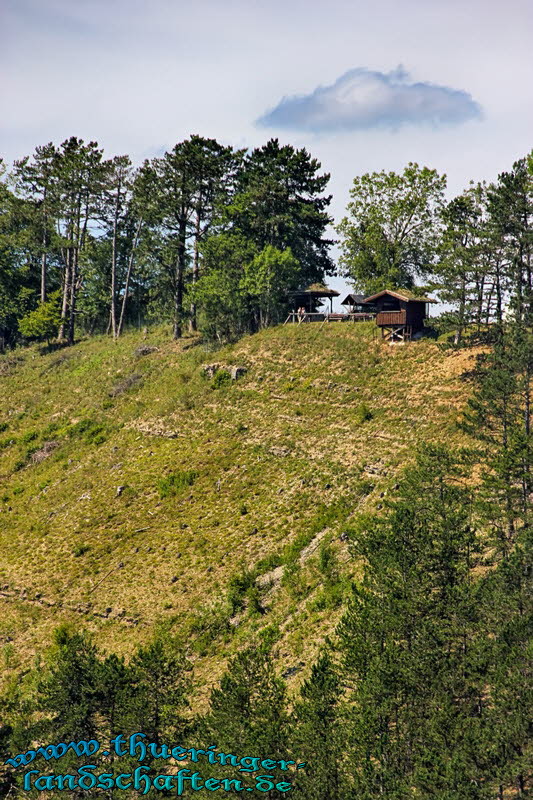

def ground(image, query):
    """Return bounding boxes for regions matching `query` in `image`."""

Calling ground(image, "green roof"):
[288,283,340,297]
[364,288,437,304]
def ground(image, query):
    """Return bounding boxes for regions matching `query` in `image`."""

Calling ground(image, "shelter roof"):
[363,288,437,304]
[288,283,340,298]
[341,293,371,305]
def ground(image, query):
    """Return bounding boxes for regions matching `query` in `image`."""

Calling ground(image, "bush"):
[318,543,339,585]
[19,430,38,444]
[227,566,256,614]
[68,418,108,445]
[188,604,232,654]
[158,470,198,498]
[355,403,373,424]
[255,553,283,573]
[281,560,305,598]
[211,369,231,389]
[18,291,61,343]
[72,544,91,557]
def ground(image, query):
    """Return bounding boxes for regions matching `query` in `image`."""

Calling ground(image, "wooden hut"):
[341,294,374,314]
[340,293,376,319]
[364,289,437,341]
[286,284,340,322]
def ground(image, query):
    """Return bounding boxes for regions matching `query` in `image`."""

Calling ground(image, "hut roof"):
[288,283,340,298]
[363,288,437,304]
[341,293,370,306]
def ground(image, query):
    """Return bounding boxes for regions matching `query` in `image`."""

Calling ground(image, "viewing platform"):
[284,311,375,324]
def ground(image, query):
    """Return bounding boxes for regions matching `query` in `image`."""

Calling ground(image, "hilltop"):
[0,322,478,700]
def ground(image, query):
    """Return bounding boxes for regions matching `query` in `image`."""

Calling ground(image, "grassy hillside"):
[0,322,478,700]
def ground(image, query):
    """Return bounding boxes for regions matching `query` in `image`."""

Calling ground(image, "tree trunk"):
[110,177,122,339]
[117,217,142,338]
[454,276,466,345]
[58,248,71,341]
[68,245,79,345]
[189,208,201,332]
[173,213,187,339]
[41,190,48,303]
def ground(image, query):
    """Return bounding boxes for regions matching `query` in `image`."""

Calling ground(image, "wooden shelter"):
[341,293,375,313]
[364,289,437,341]
[285,284,340,322]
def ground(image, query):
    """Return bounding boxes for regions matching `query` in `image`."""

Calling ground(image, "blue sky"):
[1,0,532,306]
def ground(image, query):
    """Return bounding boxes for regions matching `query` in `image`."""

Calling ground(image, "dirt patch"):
[109,373,143,396]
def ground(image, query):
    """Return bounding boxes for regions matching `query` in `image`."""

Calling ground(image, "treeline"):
[1,311,532,797]
[338,154,533,344]
[0,136,333,348]
[1,139,531,351]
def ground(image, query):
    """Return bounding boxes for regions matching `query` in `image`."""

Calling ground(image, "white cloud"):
[257,66,482,132]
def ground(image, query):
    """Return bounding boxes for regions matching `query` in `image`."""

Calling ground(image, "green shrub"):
[255,552,283,574]
[41,421,60,436]
[188,603,232,654]
[281,560,305,598]
[318,543,339,585]
[19,430,38,444]
[211,369,231,389]
[18,290,61,343]
[158,470,198,498]
[72,544,91,557]
[227,566,256,614]
[68,418,108,445]
[246,585,264,615]
[355,403,373,424]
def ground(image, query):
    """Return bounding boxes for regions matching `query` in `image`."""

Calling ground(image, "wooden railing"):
[284,312,376,325]
[376,310,406,326]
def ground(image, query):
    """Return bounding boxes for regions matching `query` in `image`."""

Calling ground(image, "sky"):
[1,0,532,308]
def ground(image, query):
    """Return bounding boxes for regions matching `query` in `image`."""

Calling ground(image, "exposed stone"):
[230,365,247,380]
[202,363,246,380]
[134,345,159,357]
[269,445,291,457]
[30,440,59,464]
[202,363,222,378]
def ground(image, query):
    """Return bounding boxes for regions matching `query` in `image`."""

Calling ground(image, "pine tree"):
[37,627,101,740]
[201,644,290,798]
[290,651,346,800]
[126,637,190,744]
[225,138,333,287]
[336,445,488,799]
